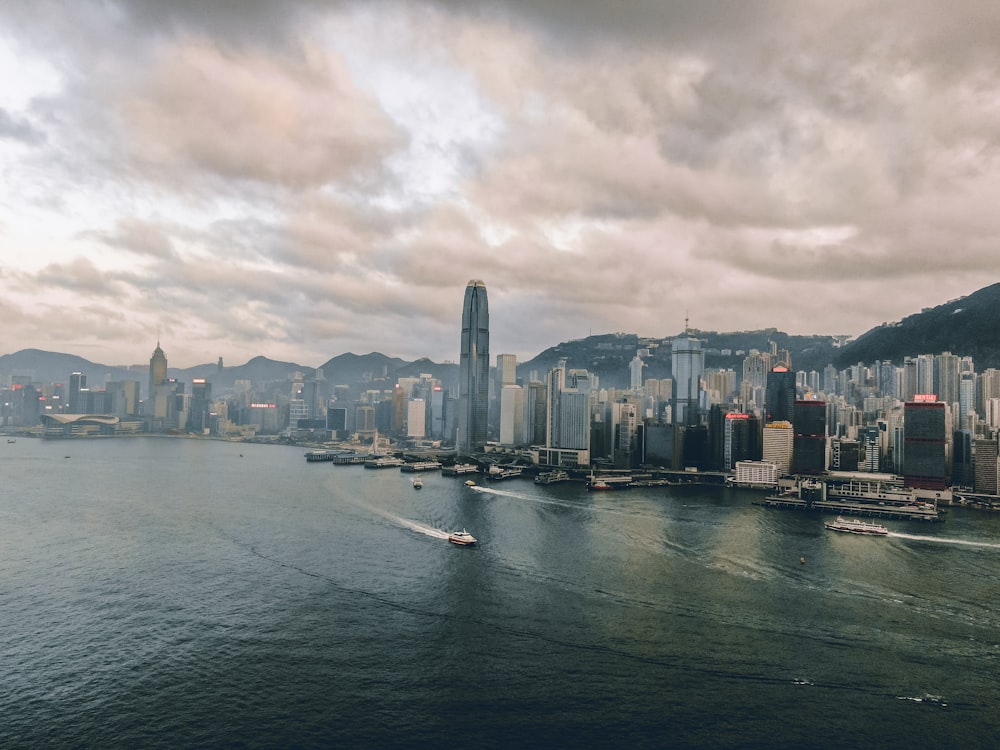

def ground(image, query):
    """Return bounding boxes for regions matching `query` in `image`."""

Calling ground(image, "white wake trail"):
[889,532,1000,549]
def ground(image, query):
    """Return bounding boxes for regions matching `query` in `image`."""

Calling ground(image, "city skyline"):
[4,3,1000,368]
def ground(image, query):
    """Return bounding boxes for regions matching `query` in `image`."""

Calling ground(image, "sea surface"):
[2,437,999,749]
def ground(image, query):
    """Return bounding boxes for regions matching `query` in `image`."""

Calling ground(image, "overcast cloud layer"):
[2,0,1000,368]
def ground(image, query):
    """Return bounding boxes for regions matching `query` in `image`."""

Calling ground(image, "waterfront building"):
[456,280,490,454]
[973,437,999,495]
[791,400,827,474]
[902,398,947,490]
[830,438,860,472]
[952,429,973,488]
[762,421,794,476]
[723,413,754,470]
[613,399,640,469]
[733,460,779,487]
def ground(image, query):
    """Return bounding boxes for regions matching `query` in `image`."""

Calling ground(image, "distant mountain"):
[317,352,408,385]
[0,349,142,387]
[520,330,840,387]
[834,283,1000,369]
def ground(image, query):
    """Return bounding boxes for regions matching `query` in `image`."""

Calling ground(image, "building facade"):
[456,280,490,454]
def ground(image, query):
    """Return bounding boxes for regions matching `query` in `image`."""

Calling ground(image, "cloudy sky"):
[2,1,1000,368]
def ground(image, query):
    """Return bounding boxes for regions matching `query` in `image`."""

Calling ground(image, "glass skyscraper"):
[456,280,489,454]
[671,330,704,426]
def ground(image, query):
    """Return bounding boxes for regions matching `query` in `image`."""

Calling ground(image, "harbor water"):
[3,437,999,748]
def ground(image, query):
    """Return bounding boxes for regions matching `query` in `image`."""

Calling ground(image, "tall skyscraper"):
[791,400,827,475]
[149,342,167,400]
[902,398,947,490]
[456,280,489,454]
[68,372,86,414]
[764,365,796,424]
[671,329,704,426]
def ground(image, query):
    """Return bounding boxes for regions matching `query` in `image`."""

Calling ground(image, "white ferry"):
[448,529,477,546]
[824,516,889,536]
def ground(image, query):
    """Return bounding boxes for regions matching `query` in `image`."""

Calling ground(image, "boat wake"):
[385,514,452,541]
[888,532,1000,549]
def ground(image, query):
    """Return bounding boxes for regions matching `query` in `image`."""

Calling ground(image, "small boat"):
[6,439,15,443]
[412,476,423,489]
[825,516,889,536]
[464,479,476,486]
[448,529,477,546]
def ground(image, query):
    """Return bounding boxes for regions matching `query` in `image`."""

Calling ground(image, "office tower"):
[763,421,794,476]
[959,371,976,431]
[723,413,753,470]
[858,426,880,472]
[743,351,770,390]
[525,381,548,446]
[973,437,999,495]
[187,378,212,433]
[672,329,704,426]
[791,400,827,474]
[822,364,838,396]
[935,352,960,407]
[496,354,517,386]
[613,399,640,468]
[68,372,86,414]
[764,366,796,424]
[148,342,170,420]
[499,385,524,446]
[830,438,861,472]
[545,363,566,447]
[706,369,736,406]
[327,406,348,438]
[979,369,1000,415]
[952,429,973,488]
[149,342,167,400]
[629,354,645,391]
[456,280,489,454]
[902,399,947,490]
[915,354,935,396]
[406,398,426,439]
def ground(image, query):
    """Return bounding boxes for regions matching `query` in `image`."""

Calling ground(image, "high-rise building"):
[499,385,524,446]
[68,372,86,414]
[672,329,704,426]
[149,342,167,400]
[629,354,645,391]
[148,342,170,420]
[764,366,796,424]
[723,413,754,470]
[974,437,999,495]
[791,400,827,474]
[902,398,947,490]
[763,421,794,475]
[456,280,489,454]
[496,354,517,386]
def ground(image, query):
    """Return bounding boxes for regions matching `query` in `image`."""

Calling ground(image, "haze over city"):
[3,1,1000,367]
